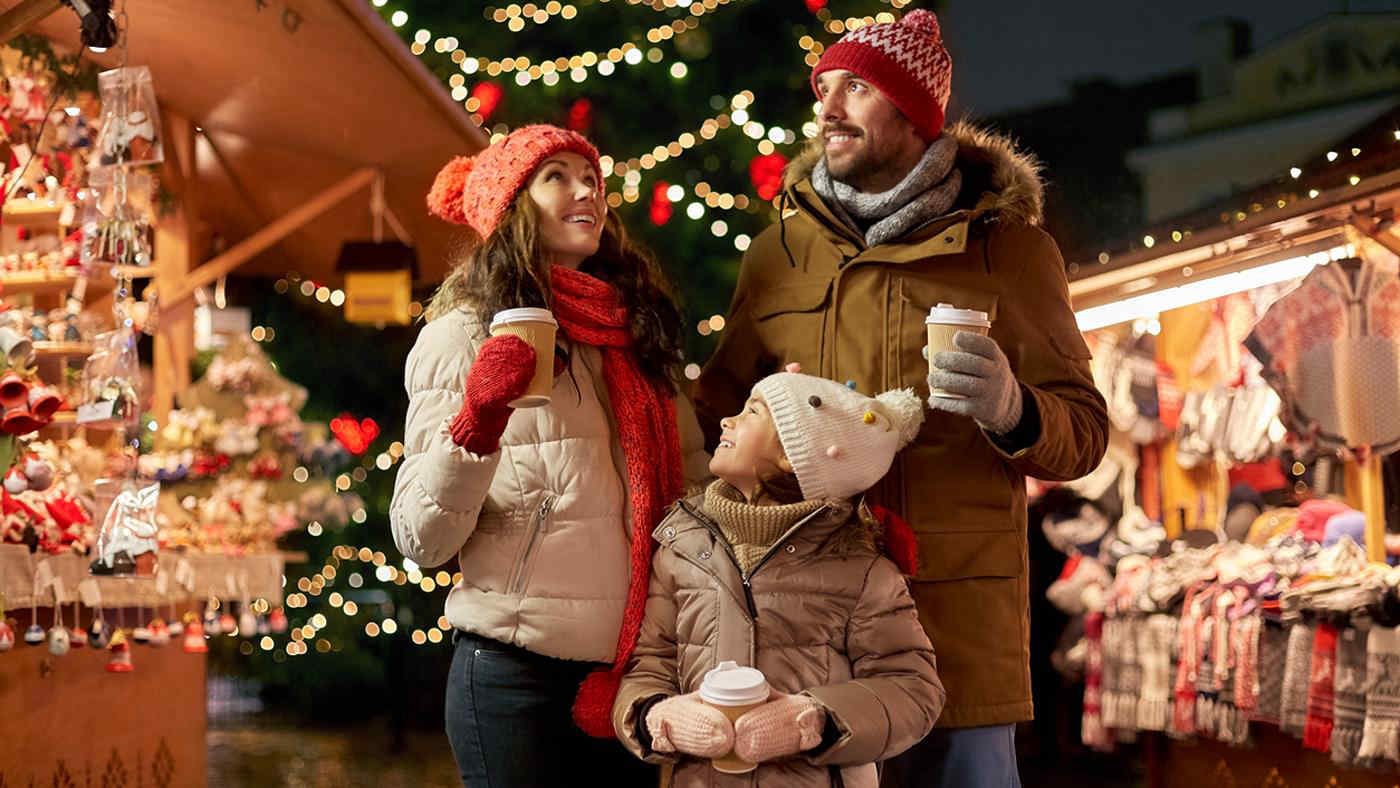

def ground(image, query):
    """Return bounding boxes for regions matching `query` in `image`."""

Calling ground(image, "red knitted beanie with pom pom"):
[811,10,953,141]
[426,124,603,240]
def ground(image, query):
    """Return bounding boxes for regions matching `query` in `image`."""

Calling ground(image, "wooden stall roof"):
[1,0,486,285]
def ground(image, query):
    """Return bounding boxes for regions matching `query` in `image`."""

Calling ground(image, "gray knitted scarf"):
[810,135,961,247]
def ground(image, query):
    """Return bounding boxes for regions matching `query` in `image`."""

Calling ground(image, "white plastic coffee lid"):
[489,307,558,331]
[925,303,990,327]
[699,661,769,706]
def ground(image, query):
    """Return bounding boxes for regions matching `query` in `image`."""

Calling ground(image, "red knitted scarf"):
[550,265,683,738]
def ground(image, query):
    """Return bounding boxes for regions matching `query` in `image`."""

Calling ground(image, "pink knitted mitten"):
[733,693,826,763]
[645,693,734,758]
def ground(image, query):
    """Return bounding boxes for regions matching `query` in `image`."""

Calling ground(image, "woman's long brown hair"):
[425,191,686,392]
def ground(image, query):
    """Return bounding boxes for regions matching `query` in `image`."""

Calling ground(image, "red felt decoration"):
[471,81,504,121]
[649,181,673,226]
[748,152,789,201]
[330,413,381,456]
[566,98,593,133]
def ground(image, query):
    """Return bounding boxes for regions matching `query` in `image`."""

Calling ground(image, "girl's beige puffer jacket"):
[613,495,944,787]
[390,306,710,663]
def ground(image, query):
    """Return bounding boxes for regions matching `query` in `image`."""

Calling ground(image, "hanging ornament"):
[47,624,70,656]
[105,629,133,672]
[166,612,184,637]
[203,600,220,636]
[131,621,151,644]
[88,614,110,649]
[148,617,170,647]
[471,81,504,122]
[218,611,236,636]
[238,604,257,639]
[23,623,44,645]
[0,617,13,650]
[70,605,87,647]
[93,66,164,167]
[268,606,288,634]
[181,612,207,653]
[566,98,593,133]
[650,181,673,227]
[330,414,380,456]
[749,153,789,202]
[257,615,270,636]
[90,481,160,577]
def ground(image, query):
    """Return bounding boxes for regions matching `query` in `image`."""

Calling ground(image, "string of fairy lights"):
[484,0,740,32]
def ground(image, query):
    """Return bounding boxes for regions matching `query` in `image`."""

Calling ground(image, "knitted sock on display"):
[1253,619,1288,725]
[1171,594,1204,737]
[1359,625,1400,765]
[1281,622,1317,737]
[1101,617,1124,731]
[1302,622,1339,752]
[1138,614,1175,731]
[1116,617,1142,731]
[1083,612,1112,751]
[1331,627,1367,766]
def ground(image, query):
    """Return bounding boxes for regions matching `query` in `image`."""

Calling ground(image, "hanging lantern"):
[650,181,673,226]
[335,240,418,326]
[471,81,505,122]
[566,98,593,133]
[749,153,789,201]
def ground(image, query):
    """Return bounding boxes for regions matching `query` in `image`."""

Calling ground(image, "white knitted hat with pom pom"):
[753,372,924,502]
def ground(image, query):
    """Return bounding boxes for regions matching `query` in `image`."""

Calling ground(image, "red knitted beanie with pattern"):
[426,124,603,240]
[811,9,953,141]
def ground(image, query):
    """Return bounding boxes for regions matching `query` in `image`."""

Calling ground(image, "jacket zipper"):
[675,500,830,620]
[508,495,555,595]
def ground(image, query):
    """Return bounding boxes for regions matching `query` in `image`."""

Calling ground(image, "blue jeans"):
[445,631,655,788]
[881,724,1021,788]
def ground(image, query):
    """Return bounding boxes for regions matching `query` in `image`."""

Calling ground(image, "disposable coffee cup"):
[699,660,770,774]
[488,308,558,408]
[925,303,992,400]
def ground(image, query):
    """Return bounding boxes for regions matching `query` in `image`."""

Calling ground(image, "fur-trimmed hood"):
[783,120,1044,227]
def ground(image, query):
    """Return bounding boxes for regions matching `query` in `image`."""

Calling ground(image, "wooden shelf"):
[1,200,64,228]
[33,341,94,358]
[0,270,116,299]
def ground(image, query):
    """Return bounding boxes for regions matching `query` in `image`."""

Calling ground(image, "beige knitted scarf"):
[704,480,824,573]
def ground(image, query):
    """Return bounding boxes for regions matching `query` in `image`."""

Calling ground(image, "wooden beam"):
[0,0,62,45]
[165,167,376,305]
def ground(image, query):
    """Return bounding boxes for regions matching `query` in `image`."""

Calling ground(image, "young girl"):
[392,125,710,787]
[611,371,945,786]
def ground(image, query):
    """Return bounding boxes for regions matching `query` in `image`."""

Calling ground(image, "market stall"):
[1050,106,1400,786]
[0,1,483,785]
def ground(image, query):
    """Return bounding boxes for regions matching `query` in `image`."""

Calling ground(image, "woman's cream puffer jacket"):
[390,305,711,662]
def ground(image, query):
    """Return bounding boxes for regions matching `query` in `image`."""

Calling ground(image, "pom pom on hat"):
[899,9,942,40]
[875,388,924,447]
[426,156,475,226]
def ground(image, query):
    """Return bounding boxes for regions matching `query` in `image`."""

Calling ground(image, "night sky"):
[938,0,1400,117]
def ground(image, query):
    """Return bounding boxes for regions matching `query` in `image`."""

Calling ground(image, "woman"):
[391,125,710,786]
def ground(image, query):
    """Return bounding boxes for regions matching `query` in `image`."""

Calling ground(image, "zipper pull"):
[742,578,758,620]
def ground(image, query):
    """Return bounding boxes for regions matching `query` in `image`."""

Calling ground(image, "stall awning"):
[1069,105,1400,329]
[1,0,486,285]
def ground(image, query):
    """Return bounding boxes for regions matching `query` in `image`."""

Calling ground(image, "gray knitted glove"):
[927,331,1023,435]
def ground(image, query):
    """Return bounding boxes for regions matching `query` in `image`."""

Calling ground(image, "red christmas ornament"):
[749,152,789,201]
[649,181,673,226]
[471,81,504,121]
[566,98,593,133]
[330,413,381,456]
[804,0,827,12]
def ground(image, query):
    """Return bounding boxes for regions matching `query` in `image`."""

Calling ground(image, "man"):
[694,9,1109,786]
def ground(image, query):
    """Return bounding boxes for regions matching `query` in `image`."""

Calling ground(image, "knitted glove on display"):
[645,693,735,758]
[448,334,536,455]
[927,331,1023,435]
[733,693,827,763]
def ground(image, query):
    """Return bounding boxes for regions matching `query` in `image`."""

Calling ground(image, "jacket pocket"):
[750,279,833,374]
[506,494,556,595]
[913,530,1021,582]
[895,276,999,391]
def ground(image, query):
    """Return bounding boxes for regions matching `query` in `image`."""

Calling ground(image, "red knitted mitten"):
[448,334,537,454]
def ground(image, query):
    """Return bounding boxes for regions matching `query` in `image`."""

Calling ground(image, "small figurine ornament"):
[181,612,207,653]
[105,629,133,672]
[88,615,111,649]
[23,623,44,645]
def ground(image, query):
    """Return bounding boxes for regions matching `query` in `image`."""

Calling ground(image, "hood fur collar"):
[783,121,1044,226]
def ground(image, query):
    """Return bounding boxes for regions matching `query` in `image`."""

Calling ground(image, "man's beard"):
[825,141,901,192]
